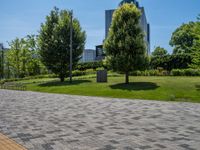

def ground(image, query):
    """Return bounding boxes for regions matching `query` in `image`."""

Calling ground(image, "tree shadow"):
[196,84,200,91]
[39,79,91,87]
[110,82,159,91]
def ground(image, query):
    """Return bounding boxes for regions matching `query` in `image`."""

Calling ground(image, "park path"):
[0,89,200,150]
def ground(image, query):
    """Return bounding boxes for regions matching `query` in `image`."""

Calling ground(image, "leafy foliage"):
[38,7,86,82]
[151,54,192,70]
[190,17,200,69]
[171,69,200,76]
[0,50,4,79]
[170,22,197,54]
[103,3,146,84]
[5,36,45,78]
[150,55,170,70]
[75,61,104,71]
[152,46,168,57]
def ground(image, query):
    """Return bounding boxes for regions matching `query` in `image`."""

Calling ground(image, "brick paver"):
[0,89,200,150]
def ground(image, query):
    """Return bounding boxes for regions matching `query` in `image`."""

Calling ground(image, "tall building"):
[96,45,105,61]
[105,0,150,54]
[80,49,96,63]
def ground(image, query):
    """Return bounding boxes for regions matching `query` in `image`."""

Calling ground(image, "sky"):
[0,0,200,53]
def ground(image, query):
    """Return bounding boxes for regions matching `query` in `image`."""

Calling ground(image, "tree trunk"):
[60,75,65,82]
[125,71,129,84]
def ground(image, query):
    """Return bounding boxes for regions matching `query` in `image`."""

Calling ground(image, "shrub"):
[150,54,192,70]
[171,69,200,76]
[148,70,160,76]
[184,69,200,76]
[85,69,96,75]
[171,69,185,76]
[130,71,142,76]
[150,55,171,70]
[170,54,192,69]
[130,70,169,76]
[0,74,57,84]
[76,61,104,71]
[162,70,169,76]
[96,67,105,71]
[72,70,86,77]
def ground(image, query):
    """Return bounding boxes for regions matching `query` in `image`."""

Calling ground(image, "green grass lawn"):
[14,76,200,103]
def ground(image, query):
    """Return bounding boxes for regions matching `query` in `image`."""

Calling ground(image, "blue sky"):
[0,0,199,53]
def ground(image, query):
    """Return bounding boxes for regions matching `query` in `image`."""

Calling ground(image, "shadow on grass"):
[38,79,91,87]
[196,84,200,91]
[110,82,159,91]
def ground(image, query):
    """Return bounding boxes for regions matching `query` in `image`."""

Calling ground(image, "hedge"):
[171,69,200,76]
[75,61,104,71]
[130,69,200,76]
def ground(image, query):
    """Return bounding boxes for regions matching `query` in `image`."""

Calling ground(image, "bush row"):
[0,69,98,84]
[0,74,58,84]
[130,69,200,76]
[1,69,199,85]
[150,54,192,70]
[73,68,200,77]
[130,70,169,76]
[75,61,104,71]
[171,69,200,76]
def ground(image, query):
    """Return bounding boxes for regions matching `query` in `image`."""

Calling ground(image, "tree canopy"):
[170,22,197,54]
[152,46,168,57]
[104,3,146,84]
[38,7,86,82]
[119,0,137,6]
[190,16,200,69]
[6,36,44,78]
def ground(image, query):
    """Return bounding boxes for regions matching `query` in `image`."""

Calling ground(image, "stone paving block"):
[0,89,200,150]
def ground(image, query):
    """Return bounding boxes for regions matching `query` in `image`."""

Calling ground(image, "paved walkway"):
[0,90,200,150]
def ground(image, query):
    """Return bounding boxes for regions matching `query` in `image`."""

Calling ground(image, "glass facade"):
[80,49,96,63]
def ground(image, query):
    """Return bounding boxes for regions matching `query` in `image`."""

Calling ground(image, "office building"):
[80,49,96,63]
[95,45,105,61]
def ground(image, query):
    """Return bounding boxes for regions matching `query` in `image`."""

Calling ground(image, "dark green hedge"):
[150,54,192,70]
[130,69,200,76]
[171,69,200,76]
[75,61,104,71]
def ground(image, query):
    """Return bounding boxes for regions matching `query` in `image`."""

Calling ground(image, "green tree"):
[170,22,197,54]
[104,3,146,84]
[191,16,200,69]
[7,38,23,78]
[151,47,169,70]
[6,35,44,78]
[7,37,33,78]
[0,49,4,79]
[25,35,47,75]
[38,8,86,82]
[152,46,168,57]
